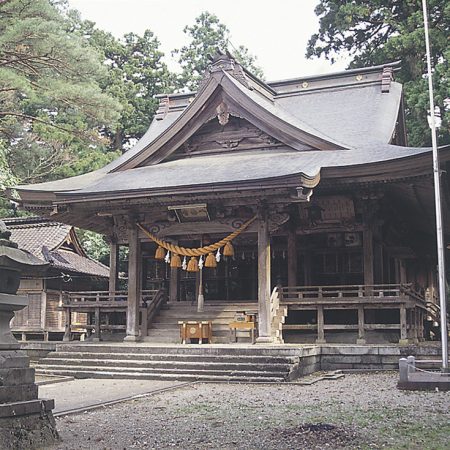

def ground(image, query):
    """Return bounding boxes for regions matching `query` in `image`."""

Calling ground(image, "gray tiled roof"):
[60,145,429,197]
[4,217,109,277]
[14,62,437,198]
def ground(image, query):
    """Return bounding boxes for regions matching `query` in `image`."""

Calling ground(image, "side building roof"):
[3,217,109,278]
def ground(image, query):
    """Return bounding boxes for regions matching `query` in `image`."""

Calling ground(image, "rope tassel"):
[187,257,199,272]
[205,252,217,268]
[155,246,165,260]
[170,253,181,268]
[223,241,234,257]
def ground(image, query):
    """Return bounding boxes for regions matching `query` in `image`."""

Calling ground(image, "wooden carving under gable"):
[299,196,357,230]
[113,215,129,244]
[170,116,283,160]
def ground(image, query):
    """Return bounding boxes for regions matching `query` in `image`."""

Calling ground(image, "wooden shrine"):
[10,53,450,345]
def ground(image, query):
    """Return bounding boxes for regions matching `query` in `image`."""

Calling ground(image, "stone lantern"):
[0,220,59,449]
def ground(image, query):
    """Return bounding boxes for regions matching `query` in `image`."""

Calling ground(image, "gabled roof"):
[3,217,109,278]
[13,55,446,207]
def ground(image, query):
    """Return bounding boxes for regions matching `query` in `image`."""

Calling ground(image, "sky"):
[68,0,351,81]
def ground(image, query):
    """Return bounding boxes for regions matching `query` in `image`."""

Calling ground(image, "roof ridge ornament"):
[381,66,394,93]
[199,50,252,91]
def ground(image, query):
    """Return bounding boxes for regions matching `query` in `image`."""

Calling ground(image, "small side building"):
[4,216,109,340]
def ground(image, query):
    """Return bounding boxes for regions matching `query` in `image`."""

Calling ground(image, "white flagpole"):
[422,0,448,371]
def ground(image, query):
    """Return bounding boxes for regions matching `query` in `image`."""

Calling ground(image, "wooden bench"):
[229,321,257,344]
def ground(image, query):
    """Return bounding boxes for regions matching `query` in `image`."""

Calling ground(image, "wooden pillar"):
[169,267,179,303]
[63,308,71,342]
[287,229,297,287]
[124,223,141,341]
[304,253,312,286]
[357,305,366,344]
[257,209,272,342]
[316,305,325,343]
[399,304,408,344]
[93,305,101,342]
[109,241,119,295]
[363,228,374,286]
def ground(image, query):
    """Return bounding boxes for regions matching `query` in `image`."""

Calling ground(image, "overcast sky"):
[68,0,351,81]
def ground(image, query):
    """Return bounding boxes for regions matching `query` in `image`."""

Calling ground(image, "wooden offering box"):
[179,320,212,344]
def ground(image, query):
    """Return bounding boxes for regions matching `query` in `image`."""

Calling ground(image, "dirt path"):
[49,372,450,450]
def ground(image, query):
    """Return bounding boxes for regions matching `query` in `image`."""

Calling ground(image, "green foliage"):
[76,228,110,264]
[307,0,449,147]
[0,0,123,198]
[173,11,264,91]
[67,12,175,149]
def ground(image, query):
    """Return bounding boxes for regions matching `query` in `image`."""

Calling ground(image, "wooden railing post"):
[316,305,326,343]
[399,304,408,344]
[357,305,366,344]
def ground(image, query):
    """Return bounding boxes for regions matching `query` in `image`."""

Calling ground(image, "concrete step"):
[35,368,285,383]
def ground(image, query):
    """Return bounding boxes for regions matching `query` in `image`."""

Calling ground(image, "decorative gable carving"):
[167,116,298,160]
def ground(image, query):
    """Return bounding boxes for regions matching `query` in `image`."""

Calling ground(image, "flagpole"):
[422,0,448,371]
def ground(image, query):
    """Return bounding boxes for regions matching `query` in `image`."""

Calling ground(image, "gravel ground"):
[48,373,449,450]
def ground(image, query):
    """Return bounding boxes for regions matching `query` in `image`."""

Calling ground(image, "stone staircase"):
[34,344,302,383]
[145,301,258,344]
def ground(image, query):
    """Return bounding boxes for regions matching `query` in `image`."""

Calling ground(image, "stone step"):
[44,351,295,364]
[38,358,292,372]
[36,364,287,378]
[35,368,285,383]
[53,344,302,357]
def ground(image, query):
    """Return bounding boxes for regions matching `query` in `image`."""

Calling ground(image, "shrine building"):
[11,53,450,346]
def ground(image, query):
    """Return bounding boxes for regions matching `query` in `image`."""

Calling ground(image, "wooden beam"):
[124,223,141,341]
[256,208,272,342]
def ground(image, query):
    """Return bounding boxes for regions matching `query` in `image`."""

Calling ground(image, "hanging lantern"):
[205,252,217,268]
[187,257,199,272]
[155,246,165,260]
[223,241,234,257]
[170,253,181,268]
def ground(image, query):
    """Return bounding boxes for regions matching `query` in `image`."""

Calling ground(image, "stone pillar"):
[124,223,141,342]
[287,229,297,287]
[109,240,119,295]
[257,209,272,342]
